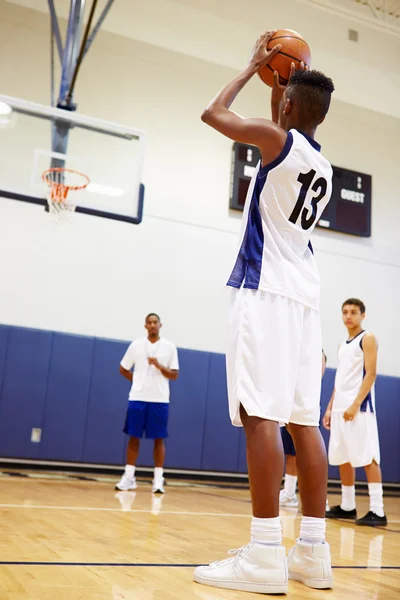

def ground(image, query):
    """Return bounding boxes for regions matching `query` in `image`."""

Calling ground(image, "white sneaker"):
[279,489,299,508]
[287,539,333,589]
[152,477,165,494]
[115,474,137,491]
[193,542,288,594]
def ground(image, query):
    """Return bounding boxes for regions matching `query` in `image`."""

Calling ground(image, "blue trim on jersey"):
[227,133,293,290]
[346,330,365,344]
[360,365,373,413]
[258,132,293,177]
[308,240,314,254]
[227,173,266,289]
[360,334,373,413]
[242,175,265,288]
[296,130,321,152]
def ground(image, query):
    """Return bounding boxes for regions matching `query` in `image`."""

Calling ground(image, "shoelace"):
[287,546,296,562]
[210,544,252,567]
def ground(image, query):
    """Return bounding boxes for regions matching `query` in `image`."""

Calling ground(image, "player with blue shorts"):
[116,313,179,494]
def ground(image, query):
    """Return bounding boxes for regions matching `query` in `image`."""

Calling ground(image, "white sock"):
[341,485,356,511]
[368,483,384,517]
[251,516,282,546]
[300,516,326,544]
[154,467,163,481]
[125,464,135,478]
[284,474,297,497]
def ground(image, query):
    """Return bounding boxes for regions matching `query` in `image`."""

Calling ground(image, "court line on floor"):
[0,561,398,569]
[0,504,399,524]
[0,503,251,517]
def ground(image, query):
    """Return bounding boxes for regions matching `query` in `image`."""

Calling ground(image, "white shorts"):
[226,287,322,427]
[328,411,380,468]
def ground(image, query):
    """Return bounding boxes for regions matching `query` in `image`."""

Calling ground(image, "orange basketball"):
[258,29,311,88]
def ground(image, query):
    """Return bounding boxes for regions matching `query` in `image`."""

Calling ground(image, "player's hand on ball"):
[148,357,160,368]
[249,31,281,70]
[343,403,359,422]
[272,61,307,93]
[273,62,295,93]
[322,409,331,430]
[271,61,308,109]
[271,62,294,107]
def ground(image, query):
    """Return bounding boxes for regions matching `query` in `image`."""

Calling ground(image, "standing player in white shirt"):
[194,31,334,594]
[324,298,387,526]
[116,313,179,494]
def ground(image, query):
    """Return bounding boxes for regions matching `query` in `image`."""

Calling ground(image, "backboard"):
[0,94,146,223]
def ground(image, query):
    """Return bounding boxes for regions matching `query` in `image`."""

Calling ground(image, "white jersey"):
[332,330,375,413]
[227,129,333,308]
[120,338,179,403]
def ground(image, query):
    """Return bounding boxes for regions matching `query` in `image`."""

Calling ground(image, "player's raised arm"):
[201,31,286,158]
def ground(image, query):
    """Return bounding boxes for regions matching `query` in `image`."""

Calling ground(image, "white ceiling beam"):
[365,0,380,19]
[300,0,400,35]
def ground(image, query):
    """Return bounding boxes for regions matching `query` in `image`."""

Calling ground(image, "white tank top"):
[333,330,375,413]
[227,129,333,308]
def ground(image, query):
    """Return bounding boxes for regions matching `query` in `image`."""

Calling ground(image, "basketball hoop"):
[42,168,90,216]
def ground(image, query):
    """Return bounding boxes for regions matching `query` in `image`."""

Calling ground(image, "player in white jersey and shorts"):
[324,298,387,526]
[194,31,335,595]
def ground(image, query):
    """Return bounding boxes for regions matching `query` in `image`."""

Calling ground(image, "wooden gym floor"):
[0,470,399,599]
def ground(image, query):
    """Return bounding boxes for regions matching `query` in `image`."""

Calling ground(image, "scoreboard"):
[230,142,372,237]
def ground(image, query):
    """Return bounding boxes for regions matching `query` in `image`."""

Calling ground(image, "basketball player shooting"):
[194,31,335,594]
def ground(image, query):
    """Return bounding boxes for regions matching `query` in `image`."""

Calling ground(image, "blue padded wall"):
[83,338,130,465]
[319,368,337,480]
[165,349,210,470]
[0,327,53,458]
[137,349,210,470]
[373,375,400,483]
[39,333,95,462]
[0,324,399,482]
[202,353,240,472]
[0,325,10,399]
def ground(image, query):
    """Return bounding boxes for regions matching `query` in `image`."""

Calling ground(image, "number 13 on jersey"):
[289,170,328,230]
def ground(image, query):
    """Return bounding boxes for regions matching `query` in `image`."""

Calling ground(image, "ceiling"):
[4,0,400,28]
[305,0,400,26]
[351,0,400,19]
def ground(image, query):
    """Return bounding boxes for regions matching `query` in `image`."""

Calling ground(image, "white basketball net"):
[42,168,89,217]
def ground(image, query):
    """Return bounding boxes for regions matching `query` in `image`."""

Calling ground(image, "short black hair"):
[287,70,334,126]
[146,313,160,322]
[342,298,366,314]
